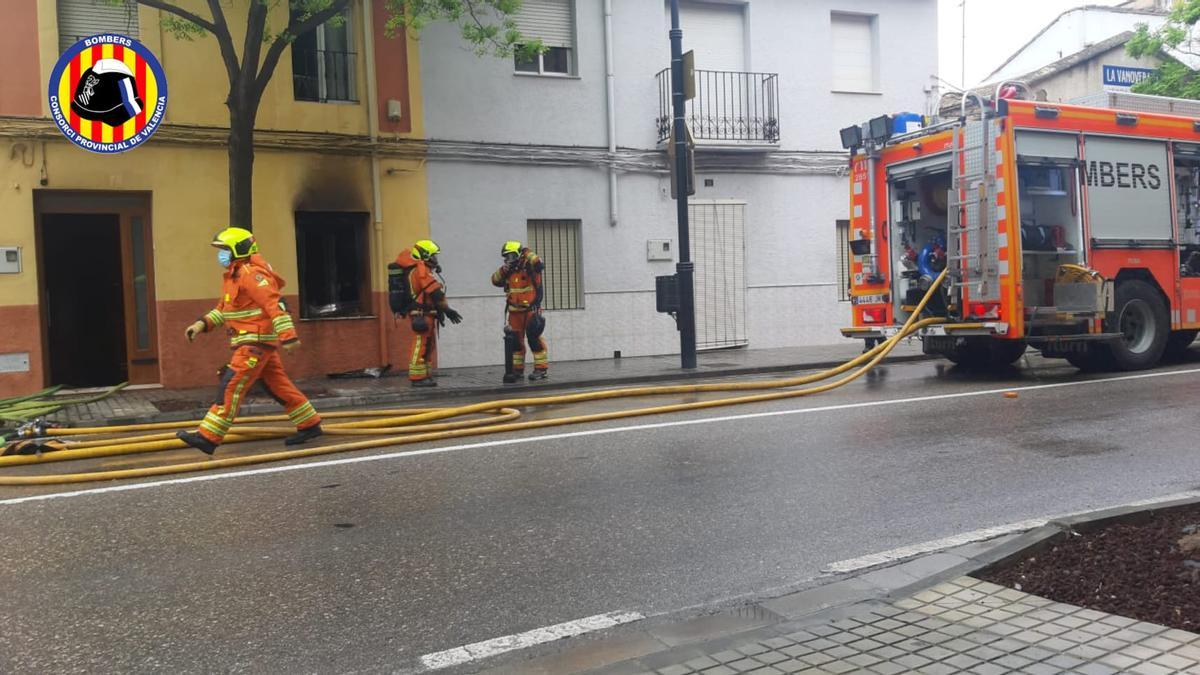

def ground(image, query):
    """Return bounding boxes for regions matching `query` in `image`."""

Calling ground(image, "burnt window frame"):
[294,211,372,320]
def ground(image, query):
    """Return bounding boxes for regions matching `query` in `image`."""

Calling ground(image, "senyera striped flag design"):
[56,42,158,144]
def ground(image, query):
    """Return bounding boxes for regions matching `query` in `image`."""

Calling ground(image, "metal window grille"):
[689,202,747,349]
[291,8,357,102]
[527,219,583,310]
[295,212,371,319]
[836,219,851,302]
[58,0,139,51]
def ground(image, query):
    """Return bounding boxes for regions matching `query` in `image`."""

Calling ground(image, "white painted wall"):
[418,0,937,368]
[987,7,1166,83]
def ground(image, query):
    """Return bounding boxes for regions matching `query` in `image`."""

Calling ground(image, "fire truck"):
[839,87,1200,370]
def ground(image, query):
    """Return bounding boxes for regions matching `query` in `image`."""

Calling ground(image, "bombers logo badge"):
[48,34,168,154]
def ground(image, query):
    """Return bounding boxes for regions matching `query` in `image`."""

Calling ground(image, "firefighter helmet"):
[211,227,258,259]
[412,239,441,261]
[501,240,522,256]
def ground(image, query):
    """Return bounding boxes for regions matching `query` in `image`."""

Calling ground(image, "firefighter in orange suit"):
[394,240,462,387]
[176,227,323,455]
[492,240,548,383]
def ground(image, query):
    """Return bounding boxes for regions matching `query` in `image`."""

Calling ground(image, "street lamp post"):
[669,0,697,369]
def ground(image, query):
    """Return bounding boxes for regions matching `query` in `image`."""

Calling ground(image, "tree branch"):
[205,0,241,87]
[241,0,270,88]
[254,0,352,95]
[134,0,216,33]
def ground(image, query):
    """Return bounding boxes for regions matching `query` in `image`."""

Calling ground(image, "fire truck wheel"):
[1103,280,1169,371]
[1163,329,1199,360]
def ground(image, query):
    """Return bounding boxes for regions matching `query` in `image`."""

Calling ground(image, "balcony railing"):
[656,69,780,145]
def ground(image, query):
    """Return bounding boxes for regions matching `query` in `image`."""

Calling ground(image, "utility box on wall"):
[647,239,673,261]
[0,247,21,274]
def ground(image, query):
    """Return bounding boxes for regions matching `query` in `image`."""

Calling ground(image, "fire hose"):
[0,270,948,486]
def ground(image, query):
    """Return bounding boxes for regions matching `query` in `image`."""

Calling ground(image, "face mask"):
[217,250,233,268]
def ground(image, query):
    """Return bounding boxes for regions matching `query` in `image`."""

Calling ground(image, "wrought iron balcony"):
[656,69,780,146]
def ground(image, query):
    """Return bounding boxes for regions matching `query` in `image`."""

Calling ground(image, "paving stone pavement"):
[607,577,1200,675]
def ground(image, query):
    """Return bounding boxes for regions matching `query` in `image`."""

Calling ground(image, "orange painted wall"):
[1,1,41,116]
[0,306,43,394]
[156,293,415,389]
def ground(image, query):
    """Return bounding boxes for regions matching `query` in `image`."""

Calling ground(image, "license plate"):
[852,294,887,305]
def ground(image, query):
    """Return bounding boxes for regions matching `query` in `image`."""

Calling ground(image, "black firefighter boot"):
[286,424,323,446]
[175,430,217,456]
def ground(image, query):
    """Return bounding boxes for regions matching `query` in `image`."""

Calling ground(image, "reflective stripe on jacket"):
[201,254,298,348]
[491,249,544,311]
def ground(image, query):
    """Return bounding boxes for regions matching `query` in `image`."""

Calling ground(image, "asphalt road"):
[4,352,1200,673]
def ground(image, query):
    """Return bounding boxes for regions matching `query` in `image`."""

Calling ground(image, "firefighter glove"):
[282,339,301,352]
[185,320,205,342]
[443,307,463,325]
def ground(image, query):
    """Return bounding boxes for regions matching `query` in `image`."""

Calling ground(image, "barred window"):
[291,5,357,102]
[836,219,851,302]
[527,219,583,310]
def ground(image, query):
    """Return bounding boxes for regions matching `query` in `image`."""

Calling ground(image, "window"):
[511,0,576,75]
[836,219,851,302]
[831,12,878,93]
[527,219,583,310]
[295,212,370,319]
[291,5,357,102]
[58,0,139,51]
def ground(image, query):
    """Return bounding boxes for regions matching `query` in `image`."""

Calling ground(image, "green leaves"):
[1125,0,1200,99]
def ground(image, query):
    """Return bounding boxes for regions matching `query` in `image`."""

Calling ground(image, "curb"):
[57,352,936,427]
[478,495,1200,675]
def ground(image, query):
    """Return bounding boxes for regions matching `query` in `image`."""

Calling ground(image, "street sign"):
[1102,64,1155,88]
[682,50,695,101]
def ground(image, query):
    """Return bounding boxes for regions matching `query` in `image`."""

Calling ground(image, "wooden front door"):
[35,191,159,386]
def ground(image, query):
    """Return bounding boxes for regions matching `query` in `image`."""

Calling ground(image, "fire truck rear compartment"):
[888,169,952,322]
[1015,162,1089,329]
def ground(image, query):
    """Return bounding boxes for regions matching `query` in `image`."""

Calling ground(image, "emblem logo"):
[48,34,168,154]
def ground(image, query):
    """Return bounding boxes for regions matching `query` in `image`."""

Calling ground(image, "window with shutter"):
[512,0,576,76]
[58,0,139,51]
[831,12,878,93]
[527,219,583,310]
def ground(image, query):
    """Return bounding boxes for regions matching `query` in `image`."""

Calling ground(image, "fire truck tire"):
[1102,280,1169,371]
[1164,329,1199,360]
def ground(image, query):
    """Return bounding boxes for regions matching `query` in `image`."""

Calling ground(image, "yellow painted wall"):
[36,0,380,135]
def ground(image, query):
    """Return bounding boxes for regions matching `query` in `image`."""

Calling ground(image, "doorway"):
[35,192,158,387]
[689,200,748,350]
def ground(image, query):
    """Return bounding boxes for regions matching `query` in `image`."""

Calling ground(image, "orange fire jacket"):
[200,254,298,348]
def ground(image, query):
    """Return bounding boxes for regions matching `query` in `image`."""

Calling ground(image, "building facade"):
[417,0,938,367]
[0,0,429,396]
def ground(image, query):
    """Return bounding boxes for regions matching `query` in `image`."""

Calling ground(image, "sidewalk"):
[483,497,1200,675]
[43,341,929,427]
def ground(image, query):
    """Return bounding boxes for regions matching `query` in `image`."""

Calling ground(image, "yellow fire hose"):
[0,271,948,485]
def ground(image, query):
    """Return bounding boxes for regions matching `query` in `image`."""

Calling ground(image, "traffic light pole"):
[669,0,697,370]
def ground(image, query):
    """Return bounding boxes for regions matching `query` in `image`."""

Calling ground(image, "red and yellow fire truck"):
[840,87,1200,370]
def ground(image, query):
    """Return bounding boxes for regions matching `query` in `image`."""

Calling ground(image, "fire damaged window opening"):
[295,211,371,320]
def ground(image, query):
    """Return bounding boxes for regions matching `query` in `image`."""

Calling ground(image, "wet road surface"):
[3,353,1200,672]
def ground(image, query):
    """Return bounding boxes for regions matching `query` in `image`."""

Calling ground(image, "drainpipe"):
[362,0,388,367]
[604,0,619,227]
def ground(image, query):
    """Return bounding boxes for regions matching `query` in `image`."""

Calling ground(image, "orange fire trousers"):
[198,345,321,444]
[507,310,548,373]
[408,317,438,381]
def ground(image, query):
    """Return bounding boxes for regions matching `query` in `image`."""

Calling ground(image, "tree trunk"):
[227,104,255,230]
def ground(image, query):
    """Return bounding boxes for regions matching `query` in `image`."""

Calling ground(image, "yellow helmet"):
[412,239,440,260]
[501,240,522,256]
[211,227,258,259]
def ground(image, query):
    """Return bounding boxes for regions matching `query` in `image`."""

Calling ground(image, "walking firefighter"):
[176,227,323,455]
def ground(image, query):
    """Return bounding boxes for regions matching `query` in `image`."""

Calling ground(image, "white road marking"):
[824,489,1200,574]
[3,365,1200,507]
[417,610,644,671]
